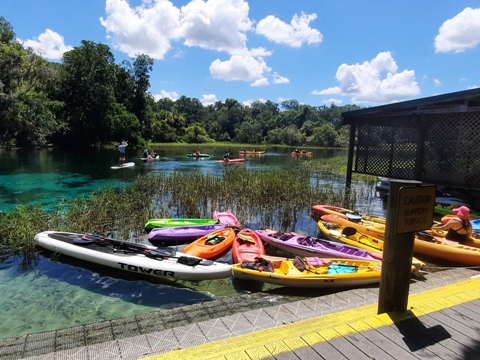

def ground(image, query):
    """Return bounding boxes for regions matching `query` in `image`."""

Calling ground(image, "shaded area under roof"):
[341,88,480,194]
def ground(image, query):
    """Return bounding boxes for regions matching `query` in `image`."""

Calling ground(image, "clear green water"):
[0,251,231,339]
[0,147,384,339]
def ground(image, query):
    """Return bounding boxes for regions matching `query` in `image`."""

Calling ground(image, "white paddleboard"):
[111,162,135,169]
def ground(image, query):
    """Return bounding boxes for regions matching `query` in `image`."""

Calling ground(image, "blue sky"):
[3,0,480,107]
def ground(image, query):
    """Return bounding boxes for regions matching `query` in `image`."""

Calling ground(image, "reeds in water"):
[1,165,376,257]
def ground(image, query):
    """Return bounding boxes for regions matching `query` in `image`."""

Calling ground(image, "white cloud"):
[153,90,179,101]
[209,53,271,82]
[100,0,252,59]
[199,94,218,106]
[99,1,318,86]
[19,29,73,60]
[322,98,343,105]
[434,79,442,87]
[272,72,290,84]
[435,7,480,53]
[314,52,420,104]
[242,98,266,106]
[255,12,322,47]
[178,0,252,52]
[251,77,269,86]
[100,0,181,59]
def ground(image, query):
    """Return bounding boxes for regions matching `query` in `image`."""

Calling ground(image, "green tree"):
[183,123,212,143]
[266,125,305,146]
[132,54,154,136]
[59,40,117,145]
[309,123,339,147]
[0,16,15,44]
[0,19,61,148]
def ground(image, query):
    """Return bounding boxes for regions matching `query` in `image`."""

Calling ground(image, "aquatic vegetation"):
[0,206,45,264]
[0,166,376,258]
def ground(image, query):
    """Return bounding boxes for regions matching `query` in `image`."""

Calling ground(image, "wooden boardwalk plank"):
[318,329,371,359]
[390,312,472,359]
[301,332,348,360]
[363,317,443,359]
[334,324,397,360]
[282,337,323,359]
[348,320,417,360]
[265,341,298,360]
[386,316,464,358]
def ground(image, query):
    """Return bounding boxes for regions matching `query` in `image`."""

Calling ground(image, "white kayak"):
[111,162,135,169]
[34,231,232,281]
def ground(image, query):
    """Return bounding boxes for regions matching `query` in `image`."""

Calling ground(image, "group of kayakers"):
[142,149,158,160]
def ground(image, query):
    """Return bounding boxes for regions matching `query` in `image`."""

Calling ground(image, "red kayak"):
[215,158,245,164]
[232,228,265,263]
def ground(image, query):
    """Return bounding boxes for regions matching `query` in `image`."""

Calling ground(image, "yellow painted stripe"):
[142,276,480,360]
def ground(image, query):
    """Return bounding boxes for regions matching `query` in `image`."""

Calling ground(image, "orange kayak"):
[291,151,312,156]
[232,228,265,263]
[312,204,384,223]
[321,214,385,240]
[414,231,480,265]
[182,228,236,260]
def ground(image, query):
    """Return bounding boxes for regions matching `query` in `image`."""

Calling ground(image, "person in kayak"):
[432,206,473,242]
[223,150,230,161]
[118,140,128,166]
[143,149,149,159]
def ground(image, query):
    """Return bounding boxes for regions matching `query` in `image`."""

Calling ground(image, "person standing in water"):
[118,140,128,166]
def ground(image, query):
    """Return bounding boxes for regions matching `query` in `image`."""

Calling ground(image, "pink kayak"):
[213,210,241,227]
[255,229,381,261]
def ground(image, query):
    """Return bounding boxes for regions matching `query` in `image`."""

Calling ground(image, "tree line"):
[0,17,362,150]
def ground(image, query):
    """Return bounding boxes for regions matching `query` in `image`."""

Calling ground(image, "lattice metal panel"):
[422,112,480,188]
[354,115,418,179]
[353,111,480,190]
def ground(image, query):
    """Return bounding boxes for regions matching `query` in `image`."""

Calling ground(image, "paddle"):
[74,233,212,266]
[416,231,436,242]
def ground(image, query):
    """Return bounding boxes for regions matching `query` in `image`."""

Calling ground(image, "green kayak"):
[145,218,219,232]
[186,153,210,158]
[434,205,480,218]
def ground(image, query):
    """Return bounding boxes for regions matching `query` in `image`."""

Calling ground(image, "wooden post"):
[377,179,421,314]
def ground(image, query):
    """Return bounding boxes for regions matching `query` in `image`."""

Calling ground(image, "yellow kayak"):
[232,256,383,288]
[319,220,480,266]
[321,214,385,239]
[312,204,386,224]
[318,220,425,271]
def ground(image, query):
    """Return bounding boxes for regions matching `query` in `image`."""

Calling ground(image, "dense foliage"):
[0,18,362,150]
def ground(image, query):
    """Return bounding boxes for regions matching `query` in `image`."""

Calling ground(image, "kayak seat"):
[297,237,314,246]
[206,236,224,245]
[277,234,294,241]
[241,257,274,272]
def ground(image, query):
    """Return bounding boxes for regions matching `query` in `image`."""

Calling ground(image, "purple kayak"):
[148,224,226,246]
[255,229,382,261]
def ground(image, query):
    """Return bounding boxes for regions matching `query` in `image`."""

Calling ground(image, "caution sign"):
[396,185,436,234]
